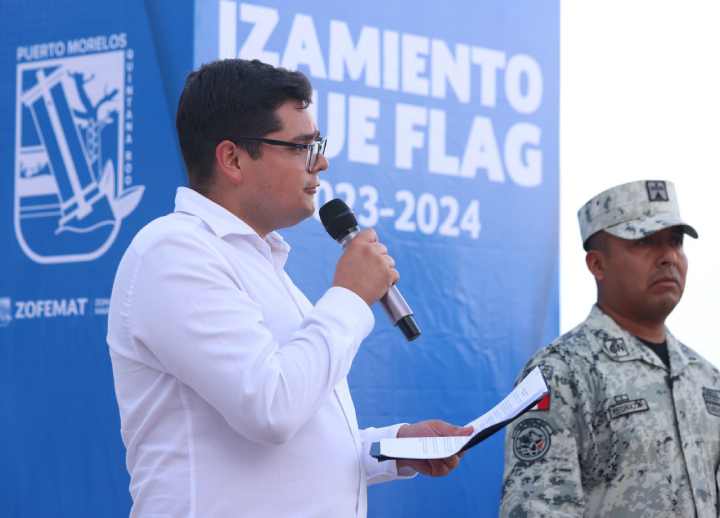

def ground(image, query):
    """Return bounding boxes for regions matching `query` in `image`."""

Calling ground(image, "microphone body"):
[338,227,420,340]
[320,199,421,342]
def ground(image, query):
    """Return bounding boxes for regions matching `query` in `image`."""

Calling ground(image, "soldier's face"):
[598,227,688,322]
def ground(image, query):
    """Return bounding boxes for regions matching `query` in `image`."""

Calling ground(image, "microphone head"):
[319,199,358,241]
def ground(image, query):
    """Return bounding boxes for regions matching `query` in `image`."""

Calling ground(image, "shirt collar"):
[173,187,291,255]
[586,304,695,374]
[585,305,650,364]
[665,329,696,375]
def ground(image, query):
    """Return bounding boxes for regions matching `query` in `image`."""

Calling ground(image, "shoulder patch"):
[608,394,649,419]
[512,418,552,462]
[531,392,551,411]
[702,387,720,417]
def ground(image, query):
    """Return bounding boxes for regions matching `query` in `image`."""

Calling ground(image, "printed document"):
[370,366,548,461]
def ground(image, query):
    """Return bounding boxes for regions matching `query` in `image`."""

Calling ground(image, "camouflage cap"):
[578,180,698,248]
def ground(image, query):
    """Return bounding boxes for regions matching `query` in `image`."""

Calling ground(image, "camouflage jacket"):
[500,305,720,517]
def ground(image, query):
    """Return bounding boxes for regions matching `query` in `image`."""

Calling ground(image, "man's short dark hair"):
[584,231,609,253]
[175,59,312,192]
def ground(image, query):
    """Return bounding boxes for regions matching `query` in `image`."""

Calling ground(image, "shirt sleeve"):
[359,424,417,485]
[123,232,375,445]
[500,352,587,517]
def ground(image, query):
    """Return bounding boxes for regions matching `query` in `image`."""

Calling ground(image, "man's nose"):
[657,241,681,267]
[311,153,329,175]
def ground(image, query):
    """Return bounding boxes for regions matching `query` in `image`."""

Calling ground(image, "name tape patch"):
[608,397,649,420]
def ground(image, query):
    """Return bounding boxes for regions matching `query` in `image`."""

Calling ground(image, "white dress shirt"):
[107,187,407,518]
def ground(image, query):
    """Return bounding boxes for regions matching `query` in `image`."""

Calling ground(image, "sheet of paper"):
[371,366,547,460]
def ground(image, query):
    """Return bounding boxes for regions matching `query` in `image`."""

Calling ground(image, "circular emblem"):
[512,418,552,462]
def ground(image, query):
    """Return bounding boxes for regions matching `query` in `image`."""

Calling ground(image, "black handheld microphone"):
[319,198,421,342]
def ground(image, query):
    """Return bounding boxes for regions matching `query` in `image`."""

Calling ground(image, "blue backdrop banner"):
[0,1,558,516]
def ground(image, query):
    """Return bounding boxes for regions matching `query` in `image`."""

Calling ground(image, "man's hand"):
[395,420,474,477]
[333,229,399,306]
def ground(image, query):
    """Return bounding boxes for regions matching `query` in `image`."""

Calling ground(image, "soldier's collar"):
[665,330,697,375]
[586,305,695,373]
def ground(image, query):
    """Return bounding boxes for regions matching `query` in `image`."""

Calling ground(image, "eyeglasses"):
[234,136,327,172]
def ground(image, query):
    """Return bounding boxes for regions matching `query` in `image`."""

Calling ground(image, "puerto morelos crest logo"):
[14,41,143,264]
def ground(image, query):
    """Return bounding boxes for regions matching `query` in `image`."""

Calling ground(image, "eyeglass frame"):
[233,136,328,172]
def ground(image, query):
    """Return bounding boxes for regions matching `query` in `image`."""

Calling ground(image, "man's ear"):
[585,249,605,281]
[214,140,243,185]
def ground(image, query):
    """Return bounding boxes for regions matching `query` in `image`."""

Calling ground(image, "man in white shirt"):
[107,58,471,517]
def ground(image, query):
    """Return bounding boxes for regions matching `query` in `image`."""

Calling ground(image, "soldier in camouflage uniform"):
[500,180,720,517]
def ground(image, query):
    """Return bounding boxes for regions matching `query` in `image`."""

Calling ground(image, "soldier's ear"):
[585,250,606,281]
